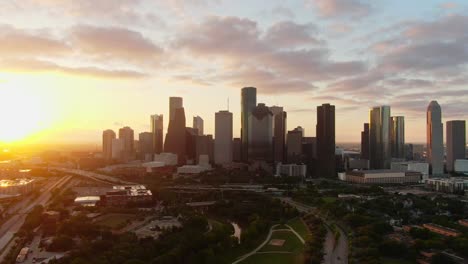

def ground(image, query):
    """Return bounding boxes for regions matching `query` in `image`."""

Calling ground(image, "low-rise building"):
[454,159,468,175]
[154,153,178,166]
[343,170,422,184]
[74,196,101,207]
[425,177,468,194]
[101,185,152,206]
[0,178,35,195]
[423,223,461,237]
[275,163,307,177]
[391,162,429,180]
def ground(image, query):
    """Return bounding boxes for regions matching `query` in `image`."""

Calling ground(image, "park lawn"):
[322,197,337,204]
[95,213,135,229]
[381,258,414,264]
[287,218,310,240]
[240,253,303,264]
[273,224,288,230]
[259,231,304,253]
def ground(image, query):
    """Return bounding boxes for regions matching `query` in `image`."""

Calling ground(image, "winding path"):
[232,223,306,264]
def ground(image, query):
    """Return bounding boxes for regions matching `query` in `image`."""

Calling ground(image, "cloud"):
[439,2,458,10]
[0,59,147,79]
[70,25,163,64]
[223,67,318,94]
[271,6,295,19]
[174,16,266,57]
[311,0,372,19]
[174,16,366,93]
[264,21,323,47]
[0,25,70,57]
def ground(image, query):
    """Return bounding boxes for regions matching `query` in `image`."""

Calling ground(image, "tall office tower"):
[169,97,183,122]
[164,107,187,165]
[302,137,317,177]
[233,138,242,162]
[215,110,233,164]
[241,87,257,161]
[111,138,123,160]
[151,114,164,154]
[317,104,336,177]
[119,126,135,162]
[369,106,391,169]
[427,101,444,175]
[185,127,199,164]
[193,116,204,136]
[270,106,287,164]
[360,123,369,160]
[102,129,116,161]
[287,127,303,163]
[196,135,214,164]
[139,132,154,161]
[391,116,405,159]
[248,103,273,162]
[296,126,304,137]
[446,120,466,172]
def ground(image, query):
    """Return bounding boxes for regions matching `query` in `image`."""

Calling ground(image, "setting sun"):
[0,86,49,143]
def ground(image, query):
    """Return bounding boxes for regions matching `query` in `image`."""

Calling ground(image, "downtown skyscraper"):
[270,106,287,164]
[427,101,444,175]
[241,87,257,162]
[369,106,391,169]
[214,110,233,164]
[193,116,204,136]
[391,116,405,159]
[361,123,369,160]
[316,103,336,177]
[119,126,135,162]
[248,103,273,162]
[446,120,466,172]
[151,114,163,154]
[165,98,187,165]
[102,129,116,161]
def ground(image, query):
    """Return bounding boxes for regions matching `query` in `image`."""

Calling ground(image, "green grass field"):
[381,258,414,264]
[259,231,304,253]
[95,213,135,229]
[287,218,310,240]
[240,253,303,264]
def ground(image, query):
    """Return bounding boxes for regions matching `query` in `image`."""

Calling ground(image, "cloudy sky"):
[0,0,467,145]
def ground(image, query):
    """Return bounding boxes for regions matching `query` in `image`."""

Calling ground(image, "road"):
[0,175,73,262]
[279,197,348,264]
[52,167,136,185]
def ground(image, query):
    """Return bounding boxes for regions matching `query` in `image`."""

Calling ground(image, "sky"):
[0,0,467,146]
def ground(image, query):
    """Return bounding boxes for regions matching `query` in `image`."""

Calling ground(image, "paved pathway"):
[232,223,306,264]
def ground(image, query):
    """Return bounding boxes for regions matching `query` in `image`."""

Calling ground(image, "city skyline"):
[1,0,468,146]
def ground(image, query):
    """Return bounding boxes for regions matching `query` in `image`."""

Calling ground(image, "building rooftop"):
[112,185,152,196]
[0,178,34,187]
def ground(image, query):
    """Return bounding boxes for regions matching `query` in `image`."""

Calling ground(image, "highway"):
[51,167,136,185]
[0,175,73,262]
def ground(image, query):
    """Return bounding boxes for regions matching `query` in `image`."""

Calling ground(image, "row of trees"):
[303,215,327,264]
